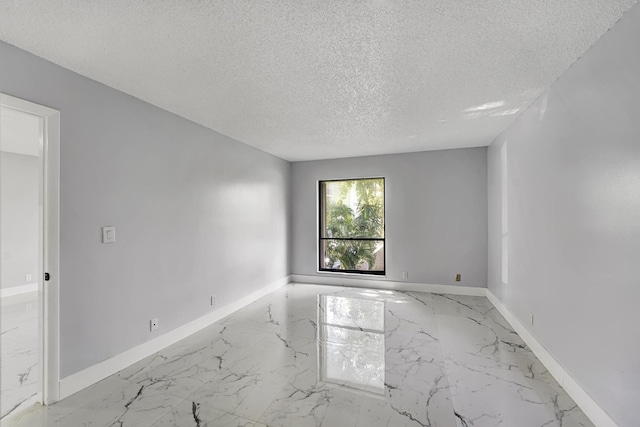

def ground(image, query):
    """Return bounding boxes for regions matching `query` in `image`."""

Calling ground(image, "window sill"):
[316,270,387,279]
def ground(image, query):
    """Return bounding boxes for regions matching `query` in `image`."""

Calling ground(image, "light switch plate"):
[102,226,116,244]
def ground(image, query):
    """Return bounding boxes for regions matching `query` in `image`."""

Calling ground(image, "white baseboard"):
[55,274,613,427]
[1,283,38,298]
[58,275,291,400]
[291,274,486,296]
[486,290,617,427]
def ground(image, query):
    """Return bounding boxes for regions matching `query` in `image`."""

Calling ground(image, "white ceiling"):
[0,106,41,157]
[0,1,636,161]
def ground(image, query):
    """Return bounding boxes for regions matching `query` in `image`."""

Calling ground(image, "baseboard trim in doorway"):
[486,290,617,427]
[291,274,486,296]
[0,288,38,307]
[1,283,38,298]
[58,275,291,400]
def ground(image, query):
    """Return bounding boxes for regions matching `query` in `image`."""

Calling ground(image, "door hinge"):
[44,272,50,281]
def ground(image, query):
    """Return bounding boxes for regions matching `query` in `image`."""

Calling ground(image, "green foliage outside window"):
[321,178,384,273]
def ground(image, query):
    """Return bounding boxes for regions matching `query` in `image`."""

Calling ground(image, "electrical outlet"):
[25,273,32,282]
[402,271,409,279]
[150,318,159,331]
[210,295,217,306]
[455,274,461,282]
[530,313,534,326]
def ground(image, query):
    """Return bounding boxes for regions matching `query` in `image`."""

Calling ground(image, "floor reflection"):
[5,285,595,427]
[317,295,385,395]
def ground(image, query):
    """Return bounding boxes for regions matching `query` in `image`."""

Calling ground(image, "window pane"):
[321,179,384,239]
[320,239,384,272]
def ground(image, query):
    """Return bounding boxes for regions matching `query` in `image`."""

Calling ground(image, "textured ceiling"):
[0,1,636,161]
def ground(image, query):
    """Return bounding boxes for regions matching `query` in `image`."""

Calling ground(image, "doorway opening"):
[0,94,60,420]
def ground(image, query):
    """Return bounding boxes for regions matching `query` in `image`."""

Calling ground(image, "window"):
[319,178,385,275]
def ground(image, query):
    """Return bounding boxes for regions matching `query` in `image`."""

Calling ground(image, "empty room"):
[0,1,638,426]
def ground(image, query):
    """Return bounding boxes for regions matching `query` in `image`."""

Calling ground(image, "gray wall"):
[0,152,39,288]
[292,148,487,286]
[0,42,291,378]
[487,4,640,426]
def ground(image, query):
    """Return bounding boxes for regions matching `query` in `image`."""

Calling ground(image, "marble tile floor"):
[2,284,594,427]
[1,293,39,420]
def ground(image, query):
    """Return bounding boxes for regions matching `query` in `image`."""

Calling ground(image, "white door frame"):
[1,93,60,404]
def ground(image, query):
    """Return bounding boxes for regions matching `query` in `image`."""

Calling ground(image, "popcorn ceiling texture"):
[0,0,636,161]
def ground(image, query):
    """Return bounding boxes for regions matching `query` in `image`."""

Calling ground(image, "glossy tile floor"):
[3,284,593,427]
[1,293,39,420]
